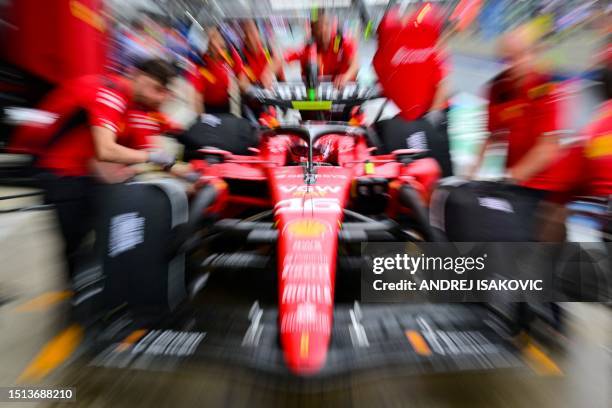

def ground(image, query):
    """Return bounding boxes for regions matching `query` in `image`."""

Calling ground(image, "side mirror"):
[391,148,428,164]
[197,147,233,164]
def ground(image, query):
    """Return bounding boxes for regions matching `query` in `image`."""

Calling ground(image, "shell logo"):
[286,220,328,238]
[585,134,612,159]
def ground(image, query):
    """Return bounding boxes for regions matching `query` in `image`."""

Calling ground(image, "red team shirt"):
[373,5,448,121]
[186,48,244,107]
[579,101,612,196]
[123,110,172,150]
[242,45,272,83]
[487,71,581,193]
[10,75,167,177]
[284,36,356,79]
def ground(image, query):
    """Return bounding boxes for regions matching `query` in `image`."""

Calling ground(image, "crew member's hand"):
[260,69,275,89]
[424,109,445,127]
[333,73,350,88]
[148,150,176,170]
[170,162,195,178]
[465,164,479,180]
[183,172,201,184]
[502,169,518,185]
[91,162,137,184]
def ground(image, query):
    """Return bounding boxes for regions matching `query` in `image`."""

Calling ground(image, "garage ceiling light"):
[270,0,351,10]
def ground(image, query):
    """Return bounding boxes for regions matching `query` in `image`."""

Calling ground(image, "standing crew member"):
[10,59,178,278]
[284,11,359,87]
[186,26,248,114]
[468,27,585,333]
[240,19,283,88]
[469,25,585,246]
[373,3,453,176]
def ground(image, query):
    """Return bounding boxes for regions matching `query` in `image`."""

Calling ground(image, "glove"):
[244,84,257,97]
[183,171,201,183]
[148,150,176,170]
[501,169,518,185]
[424,109,444,127]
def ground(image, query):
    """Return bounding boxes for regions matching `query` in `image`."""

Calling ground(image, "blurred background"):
[0,0,611,407]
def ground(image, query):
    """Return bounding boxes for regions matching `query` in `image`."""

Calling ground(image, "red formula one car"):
[181,82,441,374]
[64,82,524,380]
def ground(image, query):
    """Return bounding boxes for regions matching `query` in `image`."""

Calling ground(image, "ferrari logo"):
[300,332,309,359]
[287,220,328,238]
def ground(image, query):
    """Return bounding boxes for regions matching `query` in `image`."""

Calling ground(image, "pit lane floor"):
[0,192,610,407]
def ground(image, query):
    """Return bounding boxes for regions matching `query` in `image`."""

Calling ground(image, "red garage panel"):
[3,0,107,85]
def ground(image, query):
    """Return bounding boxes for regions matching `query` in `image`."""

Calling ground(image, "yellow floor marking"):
[17,324,84,383]
[15,291,72,312]
[115,329,148,352]
[405,330,432,356]
[522,342,564,376]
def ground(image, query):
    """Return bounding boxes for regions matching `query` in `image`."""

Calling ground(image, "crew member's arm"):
[90,86,174,168]
[257,51,284,88]
[267,48,285,80]
[334,57,359,87]
[334,39,359,87]
[94,110,188,182]
[185,67,205,115]
[283,48,305,64]
[431,79,449,111]
[128,112,187,175]
[192,87,204,115]
[467,137,490,179]
[227,48,251,93]
[430,48,450,111]
[282,47,306,78]
[238,71,252,92]
[89,161,137,184]
[92,126,149,163]
[467,83,502,179]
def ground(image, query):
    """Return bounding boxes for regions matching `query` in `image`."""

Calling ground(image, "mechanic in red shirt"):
[239,19,283,88]
[467,28,584,332]
[11,59,178,278]
[469,27,583,241]
[577,62,612,198]
[284,11,359,87]
[372,3,453,176]
[374,3,450,122]
[187,26,248,114]
[122,110,178,151]
[470,28,577,191]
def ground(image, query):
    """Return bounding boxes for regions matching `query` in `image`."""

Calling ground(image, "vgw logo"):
[279,185,341,197]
